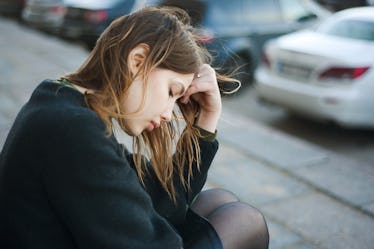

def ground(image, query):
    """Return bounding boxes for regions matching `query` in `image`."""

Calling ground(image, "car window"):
[318,19,374,41]
[279,0,317,22]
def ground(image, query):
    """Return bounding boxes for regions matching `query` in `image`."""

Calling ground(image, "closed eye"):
[169,82,185,98]
[169,89,174,98]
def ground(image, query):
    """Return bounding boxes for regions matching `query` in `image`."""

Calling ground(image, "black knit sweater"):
[0,80,219,249]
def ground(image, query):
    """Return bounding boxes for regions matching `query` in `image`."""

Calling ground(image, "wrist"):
[195,110,221,133]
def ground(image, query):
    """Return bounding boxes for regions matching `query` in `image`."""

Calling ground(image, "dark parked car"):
[314,0,372,11]
[160,0,330,86]
[0,0,25,17]
[59,0,137,46]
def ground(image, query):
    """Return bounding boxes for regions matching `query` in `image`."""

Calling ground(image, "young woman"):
[0,6,269,249]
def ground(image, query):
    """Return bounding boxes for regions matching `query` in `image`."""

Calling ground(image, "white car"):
[255,7,374,129]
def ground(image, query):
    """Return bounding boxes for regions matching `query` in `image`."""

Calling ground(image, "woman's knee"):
[198,188,239,203]
[236,202,268,236]
[237,202,269,248]
[190,188,239,216]
[209,202,269,249]
[211,202,267,227]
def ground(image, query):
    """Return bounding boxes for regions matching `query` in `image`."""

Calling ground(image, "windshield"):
[318,19,374,41]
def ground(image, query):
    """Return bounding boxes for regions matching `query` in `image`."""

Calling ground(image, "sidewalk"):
[1,17,373,249]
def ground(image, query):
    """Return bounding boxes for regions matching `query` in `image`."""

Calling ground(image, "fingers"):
[180,64,218,104]
[180,85,198,104]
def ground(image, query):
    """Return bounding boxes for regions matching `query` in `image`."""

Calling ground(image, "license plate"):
[276,61,312,80]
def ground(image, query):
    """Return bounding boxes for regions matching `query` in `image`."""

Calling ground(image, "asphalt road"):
[222,86,374,166]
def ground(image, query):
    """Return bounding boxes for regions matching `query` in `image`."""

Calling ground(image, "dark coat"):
[0,80,219,249]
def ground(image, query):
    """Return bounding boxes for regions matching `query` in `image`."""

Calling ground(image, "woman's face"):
[123,68,194,136]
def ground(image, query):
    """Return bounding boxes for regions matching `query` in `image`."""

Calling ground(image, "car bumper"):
[255,67,374,128]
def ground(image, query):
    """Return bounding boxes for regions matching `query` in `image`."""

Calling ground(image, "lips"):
[146,121,160,132]
[152,121,160,128]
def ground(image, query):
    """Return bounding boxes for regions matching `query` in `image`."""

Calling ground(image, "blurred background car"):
[159,0,331,87]
[59,0,138,47]
[314,0,372,11]
[0,0,25,17]
[22,0,65,33]
[255,7,374,128]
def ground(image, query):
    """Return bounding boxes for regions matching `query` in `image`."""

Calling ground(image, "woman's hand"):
[180,64,222,133]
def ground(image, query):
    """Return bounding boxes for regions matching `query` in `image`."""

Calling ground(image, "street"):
[223,86,374,166]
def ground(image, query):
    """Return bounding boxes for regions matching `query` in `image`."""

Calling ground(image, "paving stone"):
[0,57,13,80]
[208,144,311,206]
[262,192,374,249]
[0,123,12,149]
[1,19,86,68]
[0,87,21,120]
[212,139,250,164]
[287,243,320,249]
[293,155,374,212]
[218,110,328,169]
[2,48,69,85]
[266,221,304,249]
[362,201,374,215]
[0,18,86,86]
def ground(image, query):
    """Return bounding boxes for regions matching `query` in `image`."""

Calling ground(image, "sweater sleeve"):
[185,126,219,204]
[42,110,182,249]
[125,128,219,226]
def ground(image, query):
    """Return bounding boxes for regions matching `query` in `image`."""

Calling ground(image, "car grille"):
[275,61,314,81]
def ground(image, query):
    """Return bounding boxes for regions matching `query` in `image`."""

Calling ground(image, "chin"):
[124,129,140,137]
[121,123,141,137]
[128,127,145,137]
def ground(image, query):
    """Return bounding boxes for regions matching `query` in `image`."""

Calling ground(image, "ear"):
[127,43,149,76]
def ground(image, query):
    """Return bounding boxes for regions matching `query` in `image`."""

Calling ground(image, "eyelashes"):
[169,83,185,99]
[169,89,174,98]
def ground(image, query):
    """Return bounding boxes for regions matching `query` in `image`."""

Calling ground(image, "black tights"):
[190,188,269,249]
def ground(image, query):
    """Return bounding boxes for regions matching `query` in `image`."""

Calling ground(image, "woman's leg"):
[191,188,269,249]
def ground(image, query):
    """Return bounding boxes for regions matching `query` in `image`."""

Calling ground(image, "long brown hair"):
[64,6,237,201]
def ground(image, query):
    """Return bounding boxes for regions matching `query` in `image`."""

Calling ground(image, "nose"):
[160,103,174,122]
